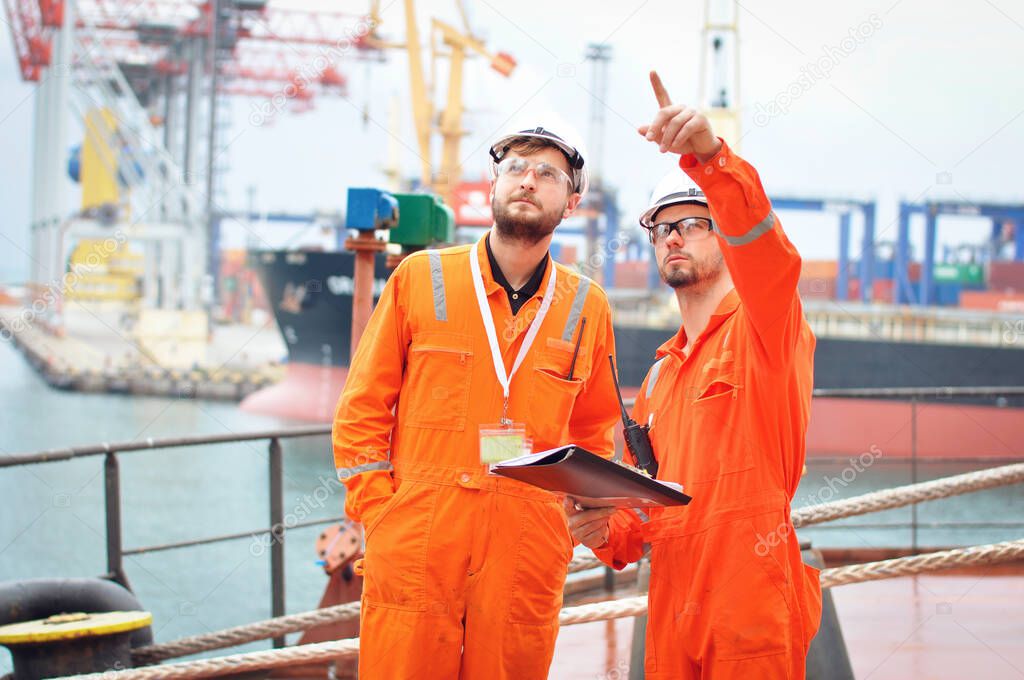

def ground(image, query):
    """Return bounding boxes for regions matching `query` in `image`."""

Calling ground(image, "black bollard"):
[803,543,855,680]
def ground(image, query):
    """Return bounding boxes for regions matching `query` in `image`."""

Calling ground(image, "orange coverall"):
[594,141,822,679]
[332,239,619,679]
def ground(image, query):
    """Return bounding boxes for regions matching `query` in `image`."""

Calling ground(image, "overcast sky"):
[3,0,1023,283]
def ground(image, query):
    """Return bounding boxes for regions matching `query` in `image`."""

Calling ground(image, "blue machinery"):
[896,200,1024,305]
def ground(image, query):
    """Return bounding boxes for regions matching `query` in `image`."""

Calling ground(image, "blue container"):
[933,281,962,306]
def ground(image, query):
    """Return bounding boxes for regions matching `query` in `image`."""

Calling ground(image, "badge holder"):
[480,401,532,466]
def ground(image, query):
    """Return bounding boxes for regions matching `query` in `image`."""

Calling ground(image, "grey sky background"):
[2,0,1023,284]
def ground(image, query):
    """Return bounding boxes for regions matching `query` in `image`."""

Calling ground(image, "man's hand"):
[564,497,616,550]
[638,70,722,162]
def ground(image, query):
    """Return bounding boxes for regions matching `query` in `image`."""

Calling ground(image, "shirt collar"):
[483,232,550,300]
[656,288,741,359]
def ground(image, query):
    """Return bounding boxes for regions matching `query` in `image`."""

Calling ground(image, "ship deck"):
[552,566,1024,679]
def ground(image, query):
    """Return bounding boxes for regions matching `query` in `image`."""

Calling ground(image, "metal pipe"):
[204,0,222,301]
[348,231,382,356]
[2,425,331,467]
[911,397,919,554]
[123,516,348,556]
[269,438,286,648]
[104,452,130,591]
[811,386,1024,398]
[795,522,1024,530]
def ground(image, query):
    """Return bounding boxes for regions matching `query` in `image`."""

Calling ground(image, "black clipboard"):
[490,445,692,508]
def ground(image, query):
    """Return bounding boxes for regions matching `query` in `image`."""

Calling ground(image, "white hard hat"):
[488,126,589,198]
[639,170,709,228]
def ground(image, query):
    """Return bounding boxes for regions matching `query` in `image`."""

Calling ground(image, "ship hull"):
[245,251,1024,459]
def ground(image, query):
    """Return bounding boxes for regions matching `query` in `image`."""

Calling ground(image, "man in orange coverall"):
[332,124,620,678]
[567,72,822,678]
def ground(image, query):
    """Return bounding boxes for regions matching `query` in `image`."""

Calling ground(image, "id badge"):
[479,423,531,464]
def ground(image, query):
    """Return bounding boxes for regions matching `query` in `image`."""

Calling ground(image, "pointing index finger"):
[650,70,672,108]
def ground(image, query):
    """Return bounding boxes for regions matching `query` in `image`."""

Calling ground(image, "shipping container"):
[613,260,650,289]
[801,260,838,279]
[933,281,962,306]
[798,277,837,300]
[989,261,1024,292]
[934,263,984,285]
[556,244,578,266]
[960,290,1024,313]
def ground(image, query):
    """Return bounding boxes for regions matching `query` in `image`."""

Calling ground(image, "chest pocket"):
[679,358,753,482]
[528,340,587,448]
[404,332,474,431]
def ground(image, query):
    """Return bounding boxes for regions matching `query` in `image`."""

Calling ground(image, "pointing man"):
[568,73,822,678]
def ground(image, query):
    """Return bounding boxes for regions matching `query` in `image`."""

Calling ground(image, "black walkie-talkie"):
[608,355,659,478]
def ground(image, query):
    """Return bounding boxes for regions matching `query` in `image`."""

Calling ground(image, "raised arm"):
[640,71,803,365]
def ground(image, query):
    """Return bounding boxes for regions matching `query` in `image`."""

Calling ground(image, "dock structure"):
[0,305,285,401]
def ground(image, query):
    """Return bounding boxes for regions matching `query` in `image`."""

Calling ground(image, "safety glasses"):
[645,217,715,244]
[495,157,572,188]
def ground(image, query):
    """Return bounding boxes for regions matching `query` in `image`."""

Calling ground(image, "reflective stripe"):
[645,358,666,399]
[336,460,393,480]
[716,210,776,247]
[562,276,591,342]
[631,508,650,523]
[428,249,447,322]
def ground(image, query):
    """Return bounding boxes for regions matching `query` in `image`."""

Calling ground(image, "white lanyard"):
[469,235,557,425]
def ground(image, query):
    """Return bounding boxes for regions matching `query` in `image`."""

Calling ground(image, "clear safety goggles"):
[645,217,715,244]
[495,157,572,188]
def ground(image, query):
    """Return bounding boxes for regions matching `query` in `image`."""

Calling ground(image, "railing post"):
[104,452,131,590]
[629,557,651,680]
[911,397,919,554]
[269,437,286,648]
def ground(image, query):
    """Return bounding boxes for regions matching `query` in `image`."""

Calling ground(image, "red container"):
[846,279,894,302]
[798,277,836,300]
[556,245,578,266]
[872,279,894,303]
[989,261,1024,292]
[613,261,650,289]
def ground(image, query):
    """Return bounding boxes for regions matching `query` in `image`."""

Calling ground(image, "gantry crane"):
[3,0,382,312]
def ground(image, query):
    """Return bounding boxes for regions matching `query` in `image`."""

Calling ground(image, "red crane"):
[3,0,380,114]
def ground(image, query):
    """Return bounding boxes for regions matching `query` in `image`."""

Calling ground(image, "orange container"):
[801,260,838,279]
[960,290,1024,312]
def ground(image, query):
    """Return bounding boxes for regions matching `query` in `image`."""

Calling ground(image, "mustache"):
[508,192,540,207]
[663,249,691,265]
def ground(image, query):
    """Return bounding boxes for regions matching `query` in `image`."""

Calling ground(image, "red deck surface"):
[551,570,1024,679]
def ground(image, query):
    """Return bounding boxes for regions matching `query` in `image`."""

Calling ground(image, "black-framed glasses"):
[645,217,715,244]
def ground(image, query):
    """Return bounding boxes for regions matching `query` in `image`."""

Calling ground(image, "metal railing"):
[1,385,1021,643]
[805,385,1024,552]
[1,424,332,648]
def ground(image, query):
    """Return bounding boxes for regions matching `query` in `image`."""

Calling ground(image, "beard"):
[659,249,725,291]
[492,191,566,246]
